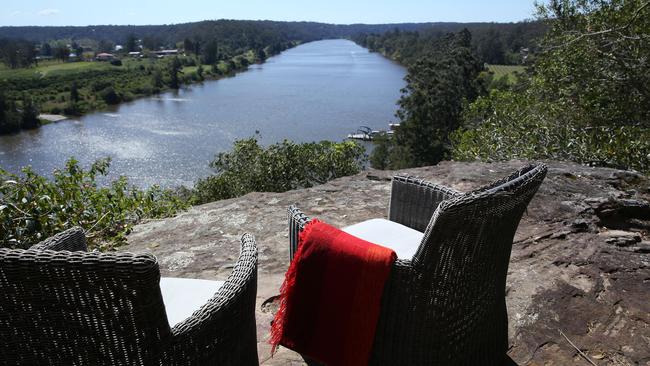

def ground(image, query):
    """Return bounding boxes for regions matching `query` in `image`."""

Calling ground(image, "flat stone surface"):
[124,160,650,365]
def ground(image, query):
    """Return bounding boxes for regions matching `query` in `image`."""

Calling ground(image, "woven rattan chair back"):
[0,249,170,365]
[288,164,548,365]
[1,228,258,366]
[395,164,547,364]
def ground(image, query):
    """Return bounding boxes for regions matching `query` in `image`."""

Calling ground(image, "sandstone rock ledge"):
[124,160,650,365]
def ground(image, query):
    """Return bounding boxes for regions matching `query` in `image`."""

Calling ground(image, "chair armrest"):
[164,234,258,366]
[288,205,311,261]
[388,176,461,232]
[30,227,88,252]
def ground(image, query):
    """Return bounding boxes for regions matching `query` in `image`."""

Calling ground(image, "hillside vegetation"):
[360,0,650,174]
[0,51,266,133]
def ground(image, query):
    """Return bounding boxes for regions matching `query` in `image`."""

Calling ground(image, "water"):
[0,40,406,187]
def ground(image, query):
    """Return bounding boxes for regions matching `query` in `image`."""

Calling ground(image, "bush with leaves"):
[369,29,484,169]
[533,0,650,126]
[452,0,650,173]
[0,158,188,250]
[451,89,650,172]
[192,138,366,204]
[98,86,121,105]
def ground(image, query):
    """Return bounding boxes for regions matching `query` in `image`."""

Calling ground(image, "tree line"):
[352,21,547,66]
[366,0,650,174]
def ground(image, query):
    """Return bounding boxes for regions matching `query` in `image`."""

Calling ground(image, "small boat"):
[347,125,393,141]
[347,126,375,141]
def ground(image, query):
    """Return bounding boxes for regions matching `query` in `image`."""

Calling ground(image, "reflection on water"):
[0,40,406,187]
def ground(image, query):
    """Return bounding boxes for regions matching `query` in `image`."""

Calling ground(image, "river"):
[0,39,406,187]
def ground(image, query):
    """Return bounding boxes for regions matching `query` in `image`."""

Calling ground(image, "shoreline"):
[1,41,304,135]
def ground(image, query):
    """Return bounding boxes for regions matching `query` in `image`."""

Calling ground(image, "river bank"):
[0,40,406,188]
[0,42,300,135]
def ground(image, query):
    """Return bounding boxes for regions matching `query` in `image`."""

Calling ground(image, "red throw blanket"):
[271,219,397,365]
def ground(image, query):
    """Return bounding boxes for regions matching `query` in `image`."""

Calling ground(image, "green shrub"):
[121,92,135,102]
[451,90,650,173]
[91,80,112,92]
[192,138,366,204]
[0,158,188,250]
[369,135,415,170]
[98,87,121,105]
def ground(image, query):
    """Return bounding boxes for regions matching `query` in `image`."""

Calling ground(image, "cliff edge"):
[124,160,650,365]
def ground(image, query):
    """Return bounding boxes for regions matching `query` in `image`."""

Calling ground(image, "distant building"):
[154,49,179,57]
[96,53,115,61]
[128,51,142,57]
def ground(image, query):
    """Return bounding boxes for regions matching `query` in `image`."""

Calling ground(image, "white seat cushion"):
[342,218,424,260]
[160,277,225,327]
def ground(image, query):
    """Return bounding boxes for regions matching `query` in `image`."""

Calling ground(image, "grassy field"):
[0,60,117,80]
[487,64,526,82]
[0,51,263,131]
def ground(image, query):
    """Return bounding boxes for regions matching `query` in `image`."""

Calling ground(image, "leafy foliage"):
[0,158,188,250]
[370,30,484,169]
[453,0,650,173]
[451,89,650,172]
[192,139,366,204]
[533,0,650,125]
[352,22,546,66]
[0,38,36,68]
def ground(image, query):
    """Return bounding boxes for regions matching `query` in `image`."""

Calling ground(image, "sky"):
[2,1,539,27]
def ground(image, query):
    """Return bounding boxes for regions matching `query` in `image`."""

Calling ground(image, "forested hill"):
[352,21,547,65]
[0,21,429,44]
[0,20,544,50]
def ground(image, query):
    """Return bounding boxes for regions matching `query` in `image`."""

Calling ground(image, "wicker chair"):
[0,228,258,366]
[288,163,547,365]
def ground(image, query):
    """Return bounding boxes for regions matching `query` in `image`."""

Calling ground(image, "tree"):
[141,36,160,51]
[167,57,182,89]
[99,87,121,105]
[202,39,219,65]
[53,44,69,62]
[70,82,80,103]
[1,40,20,68]
[192,37,202,55]
[211,62,222,75]
[125,34,138,53]
[475,29,506,64]
[192,139,366,204]
[452,0,650,174]
[151,68,164,90]
[183,38,194,54]
[533,0,650,126]
[65,81,81,115]
[255,47,266,62]
[21,97,40,129]
[71,41,83,57]
[22,42,36,66]
[41,42,52,56]
[386,30,484,166]
[97,39,114,53]
[0,39,36,68]
[0,98,21,134]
